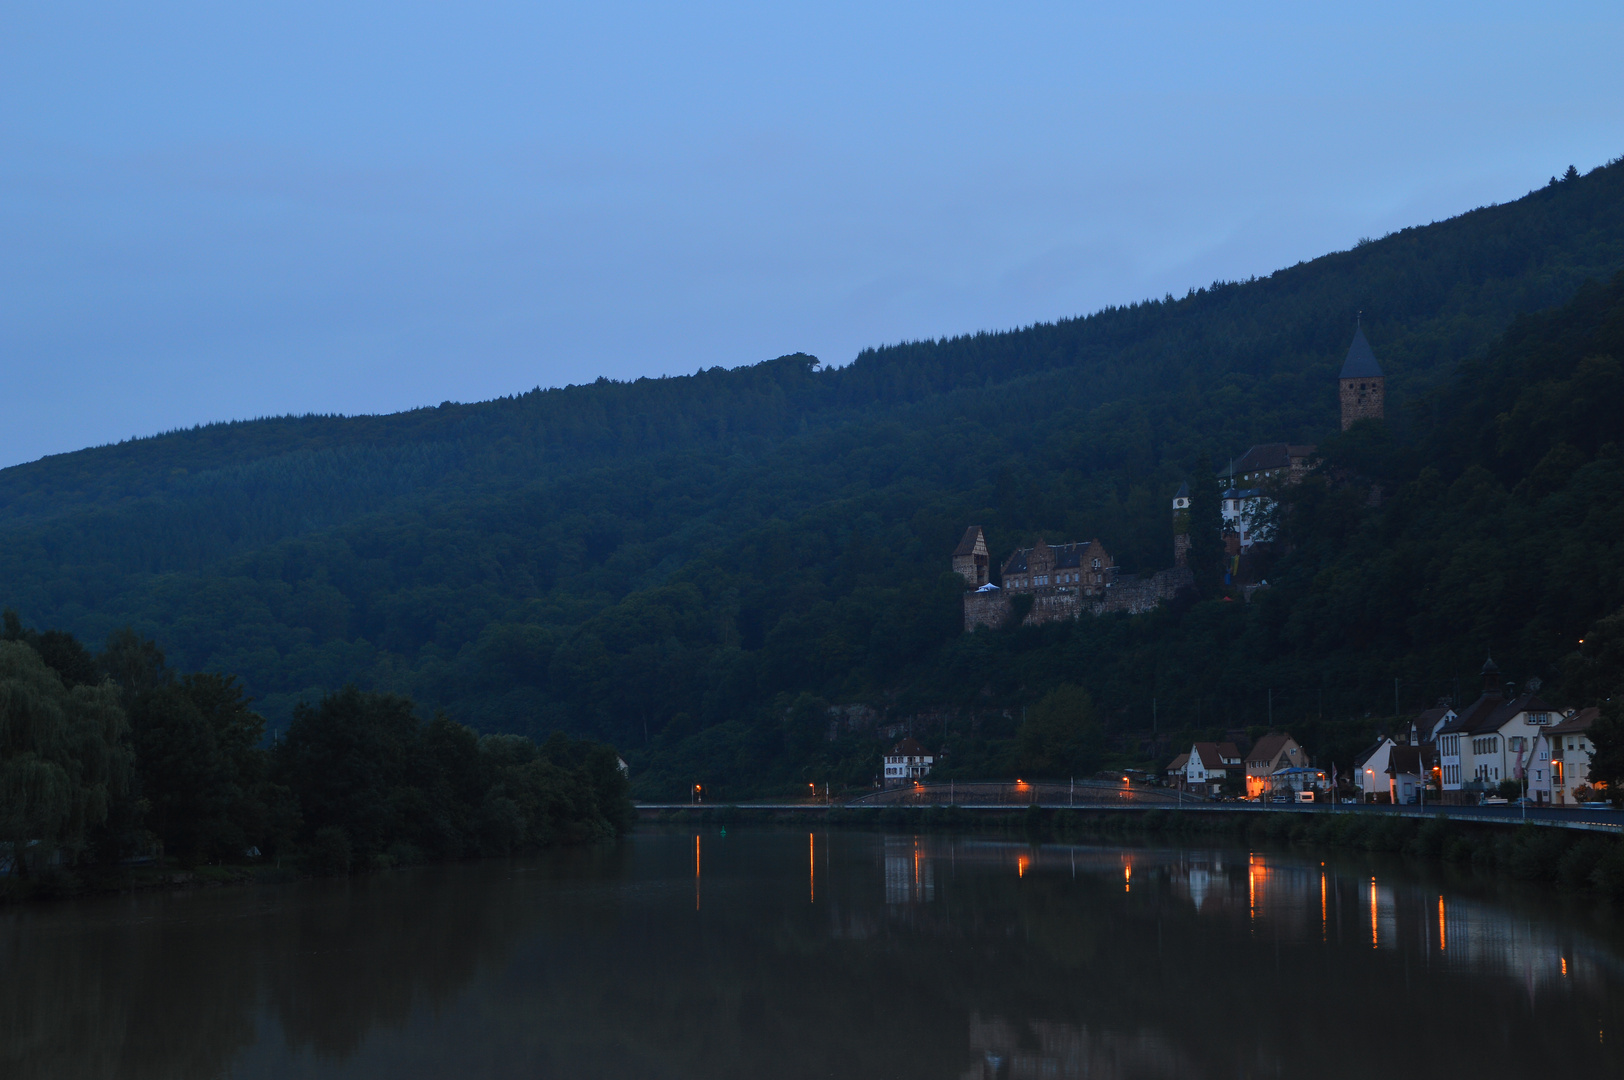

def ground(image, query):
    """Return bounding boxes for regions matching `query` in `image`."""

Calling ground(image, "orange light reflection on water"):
[1369,878,1378,948]
[1017,854,1029,878]
[1320,869,1327,942]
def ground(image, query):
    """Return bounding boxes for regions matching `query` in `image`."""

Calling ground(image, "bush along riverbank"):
[643,804,1624,900]
[0,621,633,903]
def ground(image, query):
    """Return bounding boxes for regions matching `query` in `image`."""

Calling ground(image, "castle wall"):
[962,566,1193,631]
[963,590,1014,631]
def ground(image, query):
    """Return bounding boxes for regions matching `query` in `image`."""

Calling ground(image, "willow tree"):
[0,641,130,873]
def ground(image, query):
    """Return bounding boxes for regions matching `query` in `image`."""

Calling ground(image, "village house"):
[1180,742,1241,797]
[1165,752,1190,787]
[883,738,933,787]
[1437,658,1507,797]
[1394,703,1455,746]
[1244,734,1307,799]
[1354,737,1399,801]
[1438,675,1562,802]
[1546,708,1601,804]
[1384,745,1437,805]
[1270,766,1330,800]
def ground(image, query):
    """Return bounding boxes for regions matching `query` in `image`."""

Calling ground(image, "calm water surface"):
[4,828,1622,1078]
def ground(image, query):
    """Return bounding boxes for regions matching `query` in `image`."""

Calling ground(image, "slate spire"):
[1340,323,1384,379]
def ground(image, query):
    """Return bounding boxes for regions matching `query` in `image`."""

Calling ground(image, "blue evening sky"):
[3,2,1621,468]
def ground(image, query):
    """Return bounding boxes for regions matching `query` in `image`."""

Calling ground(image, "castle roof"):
[1175,481,1190,499]
[1228,443,1315,477]
[953,525,986,556]
[1340,325,1384,379]
[1002,539,1106,574]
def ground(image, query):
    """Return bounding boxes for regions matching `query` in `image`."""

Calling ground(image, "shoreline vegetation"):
[642,804,1624,900]
[0,620,633,904]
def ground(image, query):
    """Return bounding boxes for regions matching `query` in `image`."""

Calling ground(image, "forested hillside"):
[4,159,1624,797]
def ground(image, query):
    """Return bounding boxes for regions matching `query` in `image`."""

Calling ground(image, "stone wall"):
[1339,375,1384,429]
[962,566,1193,631]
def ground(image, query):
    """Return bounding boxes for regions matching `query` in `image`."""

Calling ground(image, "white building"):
[1547,708,1601,804]
[1354,737,1397,801]
[883,738,933,787]
[1466,694,1560,798]
[1182,742,1241,796]
[1214,444,1315,552]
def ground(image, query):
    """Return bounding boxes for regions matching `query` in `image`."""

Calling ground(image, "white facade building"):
[1354,738,1397,800]
[1548,708,1601,804]
[883,738,933,787]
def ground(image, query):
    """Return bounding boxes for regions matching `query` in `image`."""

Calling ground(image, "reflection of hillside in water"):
[3,831,1623,1078]
[961,1013,1201,1080]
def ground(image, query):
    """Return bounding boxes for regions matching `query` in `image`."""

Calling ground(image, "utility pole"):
[1153,697,1157,734]
[1268,688,1273,727]
[1394,678,1400,718]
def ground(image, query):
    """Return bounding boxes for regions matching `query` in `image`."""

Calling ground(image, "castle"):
[958,528,1192,630]
[958,323,1382,629]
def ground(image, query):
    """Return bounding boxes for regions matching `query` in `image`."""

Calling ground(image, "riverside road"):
[640,780,1624,833]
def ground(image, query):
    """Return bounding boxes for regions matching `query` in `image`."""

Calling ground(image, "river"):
[2,828,1619,1078]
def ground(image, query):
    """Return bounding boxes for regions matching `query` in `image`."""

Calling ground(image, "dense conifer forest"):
[4,158,1624,801]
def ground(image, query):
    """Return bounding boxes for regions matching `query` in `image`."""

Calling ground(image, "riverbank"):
[644,803,1624,900]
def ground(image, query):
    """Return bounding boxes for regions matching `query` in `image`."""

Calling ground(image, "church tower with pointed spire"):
[1339,320,1385,430]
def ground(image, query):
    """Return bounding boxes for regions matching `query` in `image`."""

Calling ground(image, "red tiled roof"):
[1549,707,1599,736]
[1246,734,1295,765]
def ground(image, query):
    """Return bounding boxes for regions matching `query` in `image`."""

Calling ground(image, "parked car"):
[1481,795,1508,805]
[1295,790,1316,803]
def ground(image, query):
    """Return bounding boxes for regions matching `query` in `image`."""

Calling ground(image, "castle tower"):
[1339,322,1385,430]
[1171,482,1191,567]
[952,525,989,587]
